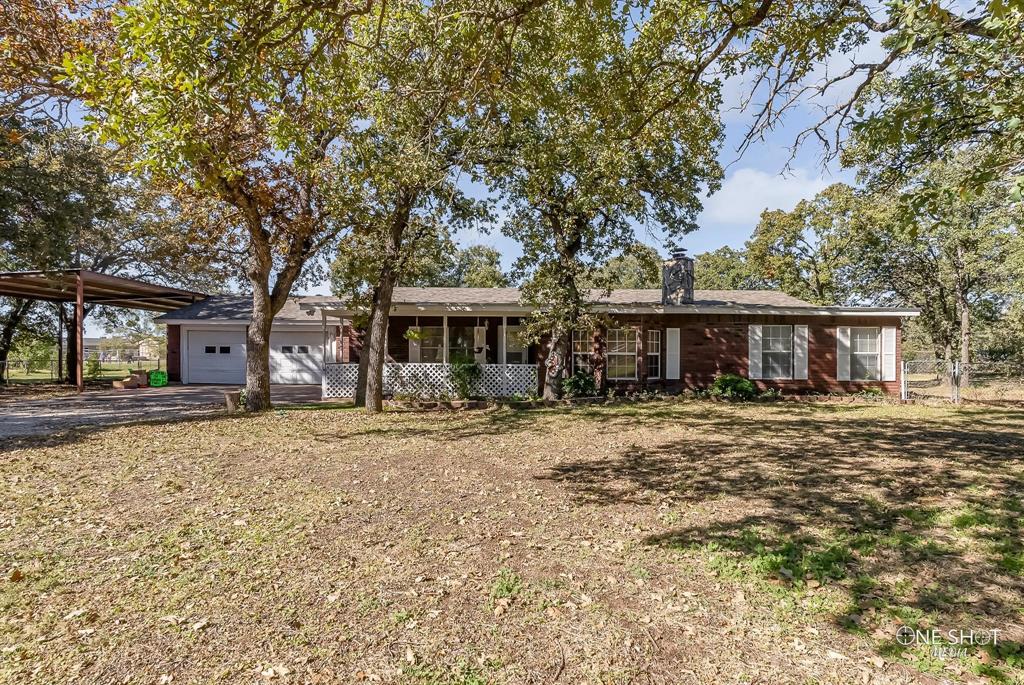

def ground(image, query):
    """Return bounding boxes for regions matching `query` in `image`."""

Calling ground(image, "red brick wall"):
[598,314,903,395]
[343,312,905,396]
[166,324,181,382]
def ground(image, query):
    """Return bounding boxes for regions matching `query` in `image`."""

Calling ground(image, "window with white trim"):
[647,329,661,379]
[850,327,880,380]
[419,326,444,363]
[571,330,592,375]
[606,328,637,380]
[761,325,793,379]
[504,326,527,364]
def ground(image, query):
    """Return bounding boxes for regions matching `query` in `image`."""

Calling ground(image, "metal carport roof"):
[0,269,205,312]
[0,269,207,391]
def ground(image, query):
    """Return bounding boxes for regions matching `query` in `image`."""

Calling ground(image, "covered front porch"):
[309,306,543,399]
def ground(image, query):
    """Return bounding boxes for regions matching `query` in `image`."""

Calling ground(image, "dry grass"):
[1,401,1022,684]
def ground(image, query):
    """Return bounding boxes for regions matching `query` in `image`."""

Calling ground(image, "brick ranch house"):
[157,252,919,398]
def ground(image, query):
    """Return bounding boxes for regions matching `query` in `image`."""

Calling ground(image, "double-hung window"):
[504,326,527,365]
[606,328,637,380]
[571,330,592,375]
[419,326,444,363]
[850,327,880,380]
[647,330,661,379]
[762,325,793,379]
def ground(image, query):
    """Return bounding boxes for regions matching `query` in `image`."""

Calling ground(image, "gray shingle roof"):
[154,295,333,323]
[156,288,817,321]
[385,287,812,307]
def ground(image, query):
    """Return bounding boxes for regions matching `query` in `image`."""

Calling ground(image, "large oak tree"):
[478,2,724,398]
[68,0,375,409]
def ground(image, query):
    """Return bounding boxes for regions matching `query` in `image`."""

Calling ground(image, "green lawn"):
[1,401,1022,683]
[4,360,164,384]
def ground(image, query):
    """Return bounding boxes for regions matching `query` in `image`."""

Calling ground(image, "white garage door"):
[270,331,322,384]
[187,329,246,385]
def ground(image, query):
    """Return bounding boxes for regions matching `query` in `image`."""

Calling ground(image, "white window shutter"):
[793,325,809,380]
[665,328,680,380]
[474,326,487,364]
[837,326,851,381]
[408,326,421,363]
[882,327,897,381]
[748,325,763,380]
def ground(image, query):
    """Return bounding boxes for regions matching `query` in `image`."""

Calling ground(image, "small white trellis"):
[322,363,537,399]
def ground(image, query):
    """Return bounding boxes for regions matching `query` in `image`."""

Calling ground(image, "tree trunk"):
[957,291,970,388]
[591,327,606,393]
[953,244,970,388]
[364,275,397,412]
[354,326,369,407]
[0,299,33,382]
[245,285,275,411]
[362,191,415,413]
[543,327,569,401]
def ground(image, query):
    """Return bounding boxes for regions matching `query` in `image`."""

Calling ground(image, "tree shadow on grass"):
[539,407,1024,678]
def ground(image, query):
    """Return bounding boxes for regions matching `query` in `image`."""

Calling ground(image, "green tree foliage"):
[321,1,543,412]
[67,0,374,409]
[449,246,510,288]
[331,237,508,301]
[702,0,1024,197]
[479,3,723,398]
[712,159,1024,366]
[746,184,859,306]
[586,243,662,290]
[0,116,230,381]
[694,246,766,291]
[845,155,1024,370]
[0,117,112,377]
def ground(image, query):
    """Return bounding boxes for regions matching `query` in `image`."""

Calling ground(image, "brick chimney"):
[662,249,695,305]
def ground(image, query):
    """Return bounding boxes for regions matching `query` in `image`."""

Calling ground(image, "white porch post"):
[442,314,449,364]
[500,316,507,364]
[501,315,508,396]
[320,310,328,398]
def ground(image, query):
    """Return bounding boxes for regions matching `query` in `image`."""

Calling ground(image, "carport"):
[0,269,206,391]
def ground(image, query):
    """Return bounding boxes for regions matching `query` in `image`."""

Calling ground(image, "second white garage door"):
[270,331,323,384]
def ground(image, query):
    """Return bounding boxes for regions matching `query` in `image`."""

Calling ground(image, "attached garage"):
[270,331,323,384]
[185,328,246,384]
[159,296,331,385]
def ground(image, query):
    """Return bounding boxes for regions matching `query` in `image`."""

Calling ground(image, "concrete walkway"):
[0,384,324,440]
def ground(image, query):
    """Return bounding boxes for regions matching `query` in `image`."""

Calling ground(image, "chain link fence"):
[1,357,163,385]
[902,359,1024,403]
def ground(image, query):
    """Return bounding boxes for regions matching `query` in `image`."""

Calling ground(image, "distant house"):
[137,337,162,360]
[82,337,103,359]
[155,252,919,396]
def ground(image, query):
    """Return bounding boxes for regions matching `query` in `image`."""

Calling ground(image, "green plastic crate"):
[148,369,168,387]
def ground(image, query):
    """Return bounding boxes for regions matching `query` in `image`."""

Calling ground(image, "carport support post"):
[75,272,84,392]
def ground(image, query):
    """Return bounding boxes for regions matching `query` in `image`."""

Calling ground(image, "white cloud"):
[701,167,832,226]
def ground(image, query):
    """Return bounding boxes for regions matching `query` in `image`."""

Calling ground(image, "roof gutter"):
[300,301,920,318]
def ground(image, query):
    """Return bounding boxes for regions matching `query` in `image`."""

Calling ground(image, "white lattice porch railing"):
[322,363,538,399]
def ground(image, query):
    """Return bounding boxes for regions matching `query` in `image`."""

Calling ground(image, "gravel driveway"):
[0,384,324,440]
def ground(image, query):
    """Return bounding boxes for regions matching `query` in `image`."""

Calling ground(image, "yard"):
[1,401,1022,684]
